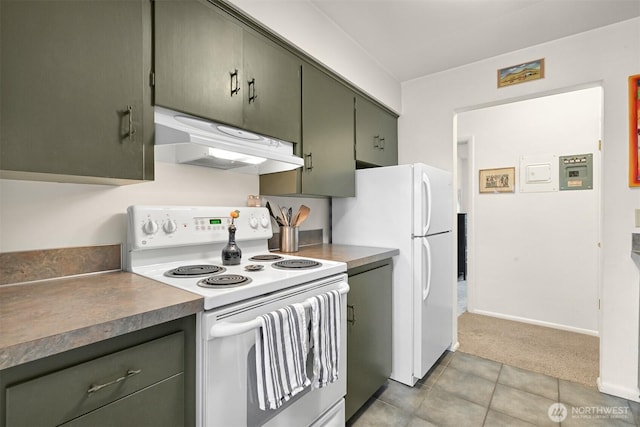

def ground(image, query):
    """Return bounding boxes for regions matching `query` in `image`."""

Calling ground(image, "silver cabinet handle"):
[125,105,136,143]
[248,78,257,103]
[373,135,380,148]
[379,137,385,150]
[230,69,240,96]
[87,369,142,394]
[305,152,313,171]
[347,304,356,325]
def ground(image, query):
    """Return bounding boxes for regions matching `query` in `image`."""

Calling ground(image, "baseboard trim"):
[597,378,640,402]
[468,309,599,337]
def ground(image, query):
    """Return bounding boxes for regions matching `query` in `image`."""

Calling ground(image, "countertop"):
[277,244,399,270]
[0,244,396,371]
[0,272,203,370]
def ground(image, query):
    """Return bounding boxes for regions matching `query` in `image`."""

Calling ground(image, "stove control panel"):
[127,206,273,250]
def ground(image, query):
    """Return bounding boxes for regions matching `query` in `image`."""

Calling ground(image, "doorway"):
[454,86,602,385]
[456,138,471,316]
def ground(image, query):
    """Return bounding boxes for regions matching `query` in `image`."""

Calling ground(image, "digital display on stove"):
[209,218,222,225]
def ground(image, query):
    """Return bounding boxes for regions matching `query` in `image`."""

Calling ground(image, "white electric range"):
[125,205,348,427]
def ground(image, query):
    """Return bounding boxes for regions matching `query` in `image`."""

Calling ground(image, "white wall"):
[459,88,601,335]
[401,18,640,400]
[226,0,401,113]
[0,162,331,253]
[0,163,257,252]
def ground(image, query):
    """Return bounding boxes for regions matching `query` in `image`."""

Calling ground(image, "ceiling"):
[308,0,640,82]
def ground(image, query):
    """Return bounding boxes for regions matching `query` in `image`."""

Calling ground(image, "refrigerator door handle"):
[422,172,432,237]
[423,238,432,301]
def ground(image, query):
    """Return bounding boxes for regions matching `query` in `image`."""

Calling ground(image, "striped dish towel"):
[255,303,311,410]
[309,290,341,389]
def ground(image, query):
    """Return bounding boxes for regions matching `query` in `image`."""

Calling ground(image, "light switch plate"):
[519,154,558,193]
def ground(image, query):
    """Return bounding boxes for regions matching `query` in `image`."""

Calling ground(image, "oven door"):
[200,274,348,427]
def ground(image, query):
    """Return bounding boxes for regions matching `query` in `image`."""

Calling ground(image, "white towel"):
[308,290,341,389]
[255,303,311,410]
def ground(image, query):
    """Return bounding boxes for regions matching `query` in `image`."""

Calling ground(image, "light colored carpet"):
[457,312,599,388]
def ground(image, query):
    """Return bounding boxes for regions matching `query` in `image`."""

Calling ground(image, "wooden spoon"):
[294,205,310,226]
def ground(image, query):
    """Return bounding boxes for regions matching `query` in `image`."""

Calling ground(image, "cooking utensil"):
[266,201,283,226]
[280,206,289,226]
[291,210,301,227]
[293,205,310,226]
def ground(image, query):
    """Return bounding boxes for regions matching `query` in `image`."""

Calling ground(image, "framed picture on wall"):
[479,167,516,193]
[629,74,640,187]
[497,59,544,88]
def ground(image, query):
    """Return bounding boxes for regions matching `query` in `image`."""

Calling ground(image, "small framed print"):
[498,59,545,88]
[629,74,640,187]
[479,167,516,193]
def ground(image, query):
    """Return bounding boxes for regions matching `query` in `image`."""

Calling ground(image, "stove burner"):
[197,274,252,288]
[165,264,226,278]
[249,254,284,262]
[272,259,322,270]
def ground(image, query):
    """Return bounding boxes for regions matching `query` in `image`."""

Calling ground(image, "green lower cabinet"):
[0,316,195,427]
[61,375,184,427]
[346,260,393,420]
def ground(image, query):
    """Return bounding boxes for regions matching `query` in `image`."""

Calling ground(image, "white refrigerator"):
[332,163,454,386]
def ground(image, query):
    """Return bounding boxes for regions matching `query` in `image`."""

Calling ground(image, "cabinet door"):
[301,64,355,197]
[5,332,184,426]
[154,0,243,127]
[61,375,184,427]
[355,96,398,167]
[0,0,152,182]
[346,262,392,420]
[243,30,301,144]
[378,107,399,166]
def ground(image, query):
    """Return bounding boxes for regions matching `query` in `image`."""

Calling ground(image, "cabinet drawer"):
[61,375,184,427]
[6,332,184,426]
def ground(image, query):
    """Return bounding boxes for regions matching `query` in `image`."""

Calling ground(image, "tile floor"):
[346,351,640,426]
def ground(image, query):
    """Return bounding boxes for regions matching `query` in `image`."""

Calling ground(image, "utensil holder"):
[279,226,299,252]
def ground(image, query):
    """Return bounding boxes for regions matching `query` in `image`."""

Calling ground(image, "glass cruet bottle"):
[222,210,242,265]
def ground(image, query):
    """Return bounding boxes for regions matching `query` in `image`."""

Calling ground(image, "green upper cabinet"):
[260,63,355,197]
[154,0,244,128]
[242,29,301,144]
[154,0,301,144]
[0,0,153,184]
[355,95,398,168]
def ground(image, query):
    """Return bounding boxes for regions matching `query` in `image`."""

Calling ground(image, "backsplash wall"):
[0,162,330,253]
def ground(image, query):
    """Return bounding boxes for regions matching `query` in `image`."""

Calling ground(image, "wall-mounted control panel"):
[559,153,593,191]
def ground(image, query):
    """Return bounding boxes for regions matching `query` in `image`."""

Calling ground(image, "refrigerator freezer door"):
[413,164,453,237]
[413,232,454,380]
[332,164,416,386]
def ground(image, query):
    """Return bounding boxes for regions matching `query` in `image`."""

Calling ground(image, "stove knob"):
[142,220,158,235]
[260,216,270,228]
[249,217,259,228]
[163,220,177,234]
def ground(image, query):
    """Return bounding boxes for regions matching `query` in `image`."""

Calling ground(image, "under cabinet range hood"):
[154,107,303,174]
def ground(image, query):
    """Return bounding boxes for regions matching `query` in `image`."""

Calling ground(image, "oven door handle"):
[209,283,350,339]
